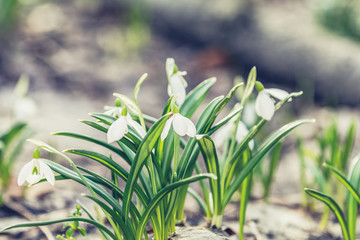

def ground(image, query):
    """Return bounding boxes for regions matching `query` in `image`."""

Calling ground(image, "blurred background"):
[1,0,360,239]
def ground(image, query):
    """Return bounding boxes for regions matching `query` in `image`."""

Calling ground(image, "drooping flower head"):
[255,81,290,121]
[104,98,122,117]
[12,75,37,122]
[161,109,196,141]
[18,148,55,186]
[166,58,188,106]
[107,107,146,144]
[213,107,254,150]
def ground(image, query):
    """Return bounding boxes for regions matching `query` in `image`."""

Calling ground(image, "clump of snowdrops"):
[1,59,312,240]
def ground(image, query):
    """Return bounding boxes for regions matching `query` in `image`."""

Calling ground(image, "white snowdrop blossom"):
[104,105,122,117]
[161,113,196,140]
[104,98,123,117]
[167,71,188,106]
[18,158,55,186]
[213,119,254,150]
[12,97,37,121]
[107,114,146,144]
[255,88,289,121]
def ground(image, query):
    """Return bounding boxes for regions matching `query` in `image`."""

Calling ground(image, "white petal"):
[18,160,34,186]
[26,174,42,185]
[161,117,174,140]
[13,97,37,121]
[126,115,146,138]
[167,84,173,97]
[39,160,55,185]
[265,88,289,101]
[169,74,187,105]
[255,91,275,121]
[107,117,128,143]
[172,114,188,136]
[213,122,232,147]
[236,121,254,150]
[235,121,249,143]
[104,107,122,117]
[183,116,196,137]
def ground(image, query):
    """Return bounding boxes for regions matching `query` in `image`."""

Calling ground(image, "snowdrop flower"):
[104,98,122,117]
[107,108,146,144]
[161,113,196,140]
[166,59,188,106]
[12,97,37,121]
[18,149,55,186]
[213,118,254,150]
[255,82,289,121]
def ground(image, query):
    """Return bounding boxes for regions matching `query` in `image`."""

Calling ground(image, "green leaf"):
[305,188,350,240]
[241,66,256,105]
[134,73,148,105]
[239,149,252,239]
[223,119,315,206]
[346,154,360,240]
[162,95,177,116]
[324,163,360,204]
[341,121,355,170]
[178,97,223,178]
[122,113,170,221]
[1,122,27,144]
[135,174,216,240]
[207,106,242,135]
[196,135,222,221]
[113,93,140,115]
[42,161,127,227]
[52,132,132,165]
[180,77,216,118]
[0,217,116,240]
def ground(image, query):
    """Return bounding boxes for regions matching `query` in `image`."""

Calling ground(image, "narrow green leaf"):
[341,121,355,170]
[135,174,216,240]
[180,77,216,118]
[113,93,140,115]
[52,132,132,165]
[1,122,27,144]
[241,66,256,104]
[223,119,315,206]
[305,188,350,240]
[83,194,135,239]
[134,73,148,105]
[239,149,252,240]
[347,154,360,240]
[324,163,360,204]
[122,113,170,221]
[162,95,177,116]
[0,217,116,240]
[196,135,222,220]
[207,106,242,135]
[264,141,283,200]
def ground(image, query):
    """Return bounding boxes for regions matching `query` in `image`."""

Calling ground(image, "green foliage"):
[305,155,360,240]
[316,0,360,42]
[0,123,32,205]
[56,205,87,240]
[297,120,356,228]
[1,59,311,240]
